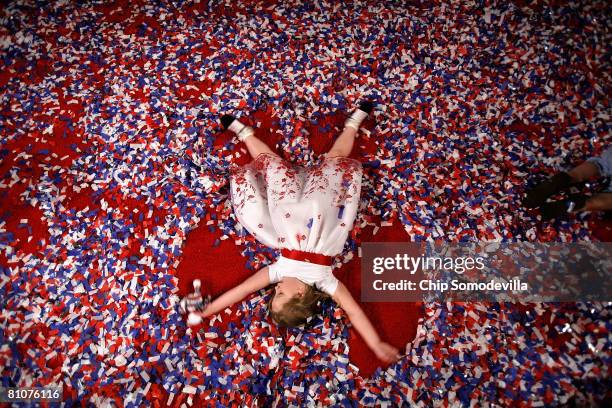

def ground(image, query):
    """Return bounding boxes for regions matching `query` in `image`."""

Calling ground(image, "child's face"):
[271,277,306,313]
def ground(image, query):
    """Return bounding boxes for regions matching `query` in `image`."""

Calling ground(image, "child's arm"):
[332,282,400,364]
[195,266,271,319]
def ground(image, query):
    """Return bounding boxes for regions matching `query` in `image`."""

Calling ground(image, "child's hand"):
[371,341,400,364]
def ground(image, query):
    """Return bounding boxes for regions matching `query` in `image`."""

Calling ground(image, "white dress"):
[229,153,363,295]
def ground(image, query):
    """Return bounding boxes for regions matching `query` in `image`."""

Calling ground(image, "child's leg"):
[327,126,358,158]
[243,134,275,160]
[583,193,612,211]
[326,101,373,158]
[221,114,276,160]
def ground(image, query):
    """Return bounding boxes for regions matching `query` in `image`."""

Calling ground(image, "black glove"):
[540,194,587,221]
[524,172,573,209]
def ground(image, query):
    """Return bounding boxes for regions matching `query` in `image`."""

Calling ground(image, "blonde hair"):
[268,285,329,327]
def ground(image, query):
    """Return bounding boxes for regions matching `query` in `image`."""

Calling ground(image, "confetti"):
[0,0,609,406]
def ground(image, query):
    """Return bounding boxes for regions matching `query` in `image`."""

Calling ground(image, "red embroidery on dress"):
[230,153,300,215]
[230,153,363,245]
[233,153,361,214]
[302,156,362,206]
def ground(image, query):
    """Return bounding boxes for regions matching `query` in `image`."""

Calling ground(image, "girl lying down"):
[187,101,399,364]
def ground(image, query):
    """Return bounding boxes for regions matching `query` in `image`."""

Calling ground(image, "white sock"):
[345,108,369,130]
[228,119,246,134]
[228,119,254,142]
